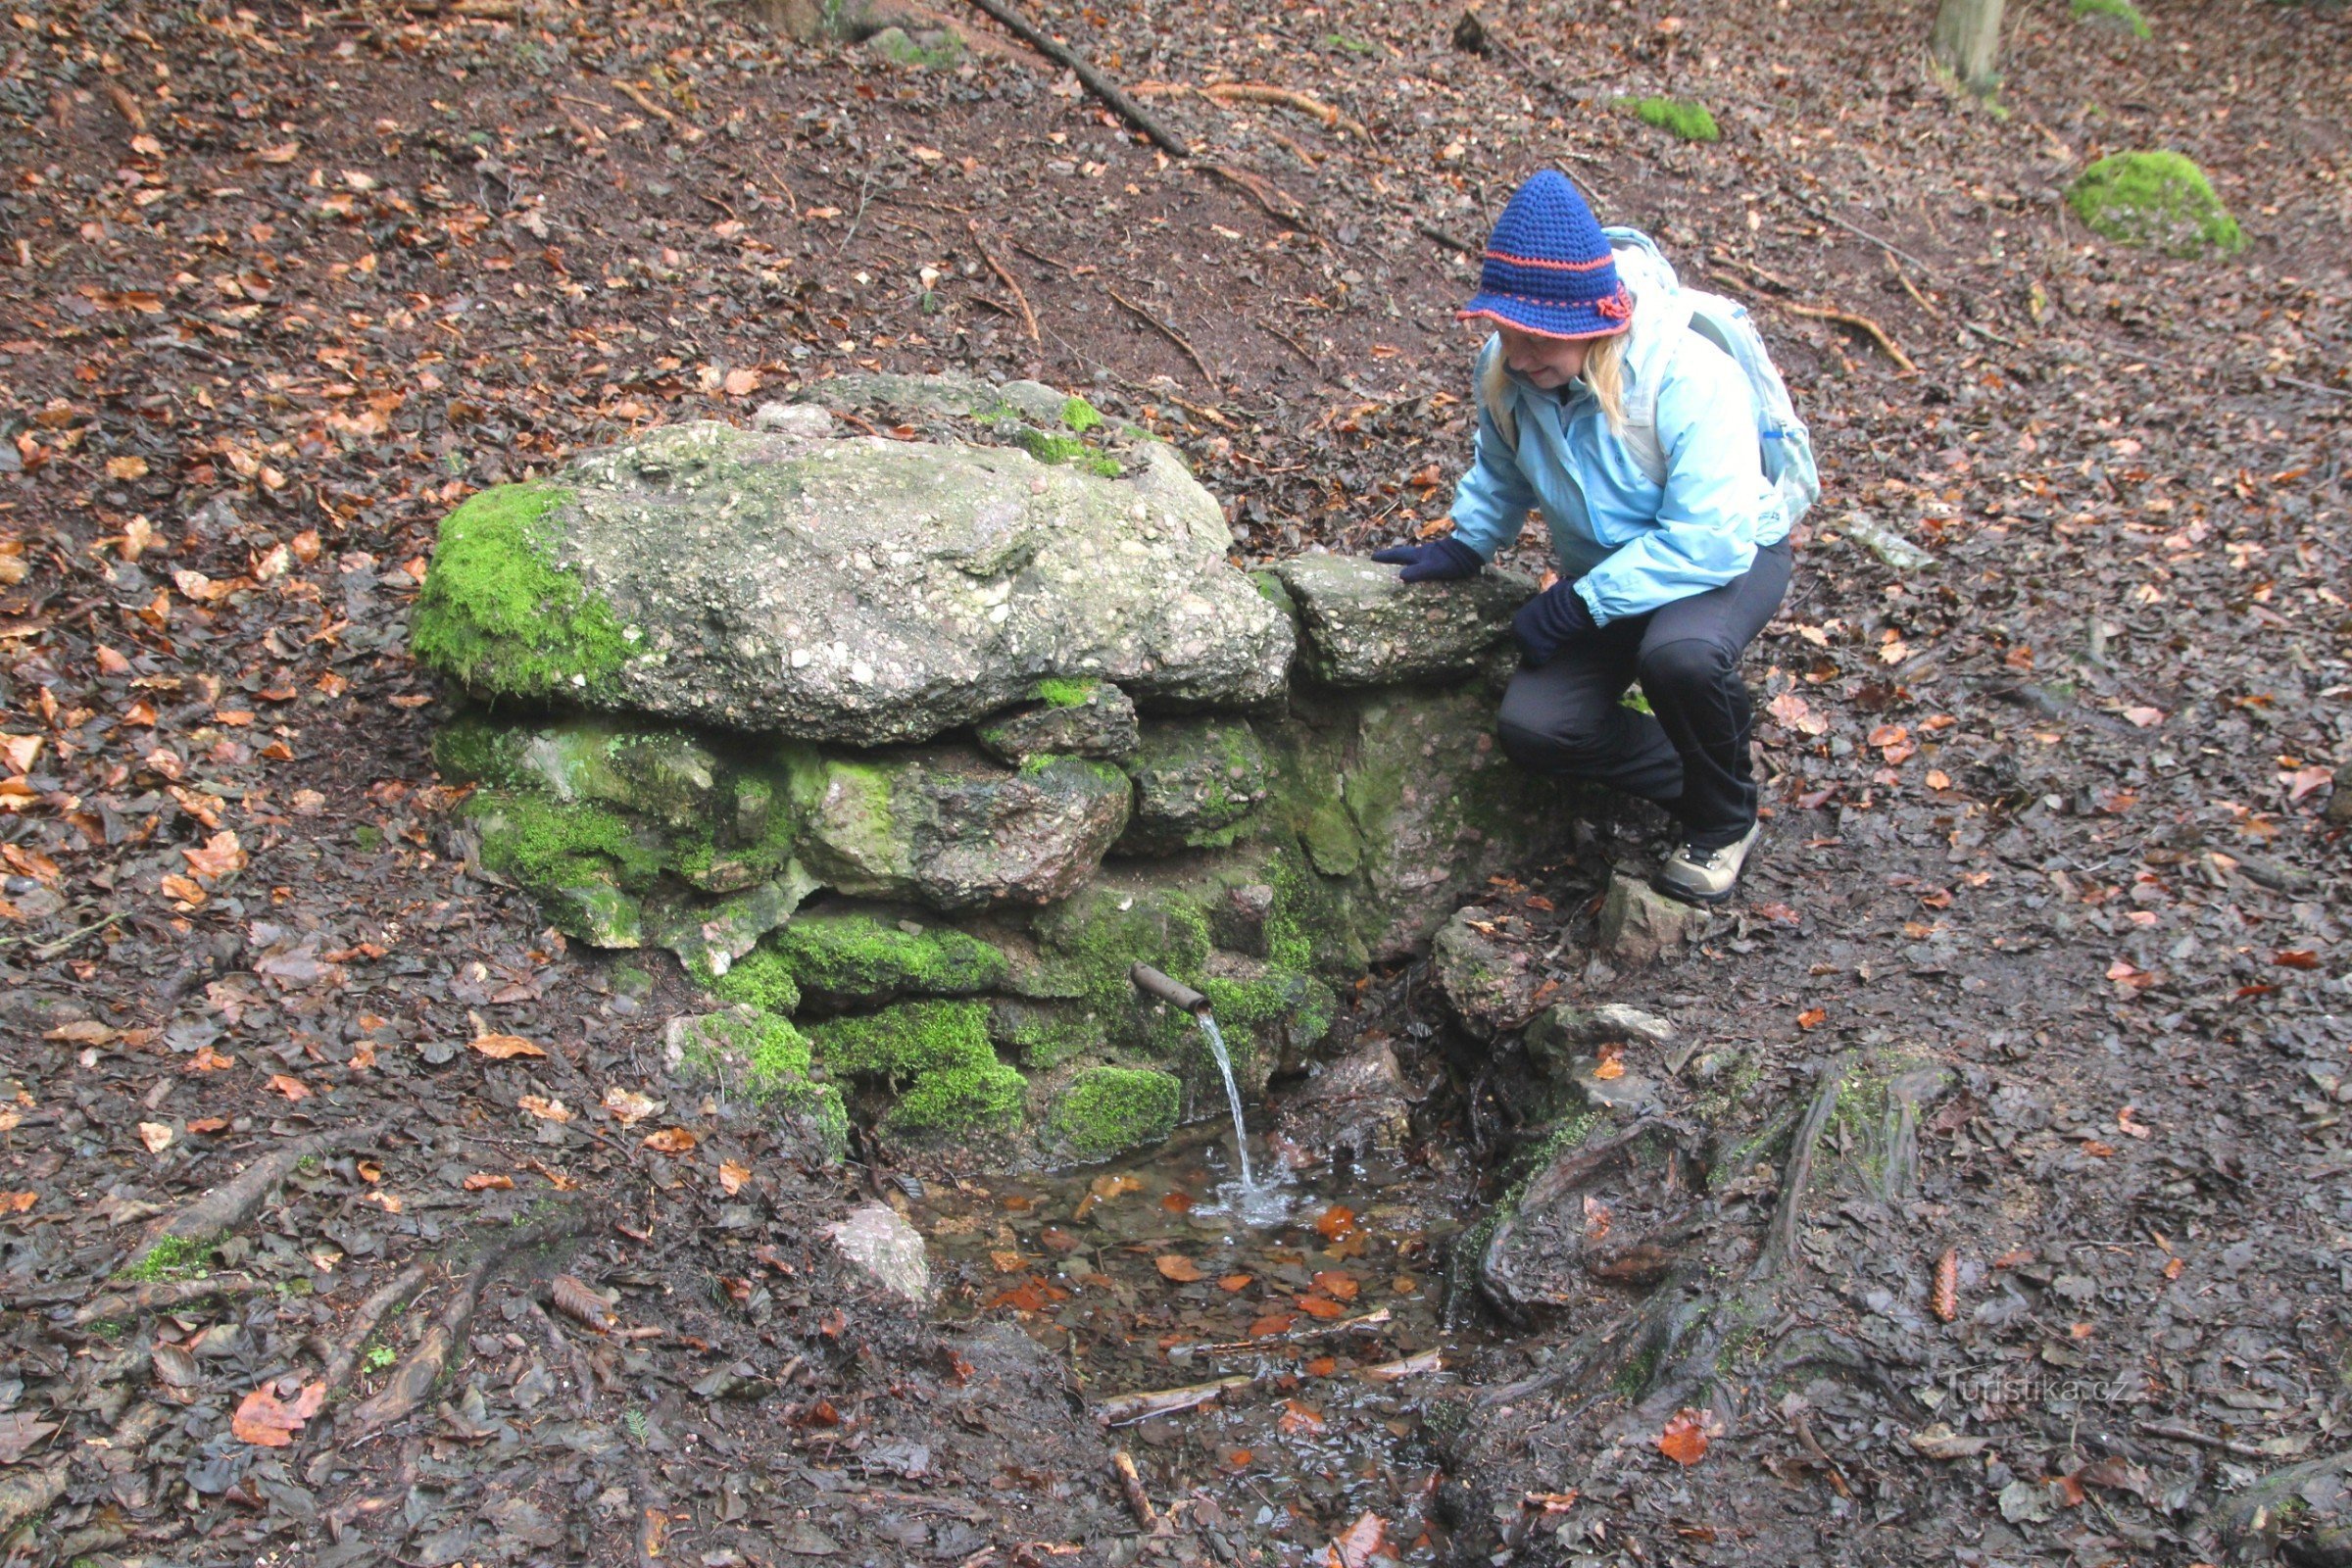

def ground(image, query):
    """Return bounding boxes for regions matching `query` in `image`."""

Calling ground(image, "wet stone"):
[827,1203,931,1303]
[974,677,1142,766]
[1271,553,1535,687]
[1118,717,1271,854]
[1596,873,1701,967]
[1431,905,1546,1039]
[1524,1003,1675,1080]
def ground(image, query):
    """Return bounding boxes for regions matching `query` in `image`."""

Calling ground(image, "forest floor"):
[0,0,2347,1563]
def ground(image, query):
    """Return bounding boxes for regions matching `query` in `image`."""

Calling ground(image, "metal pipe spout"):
[1129,962,1210,1016]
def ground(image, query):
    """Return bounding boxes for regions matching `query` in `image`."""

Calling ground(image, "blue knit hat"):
[1456,171,1633,342]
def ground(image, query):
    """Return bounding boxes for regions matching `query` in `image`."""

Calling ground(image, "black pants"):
[1496,539,1792,849]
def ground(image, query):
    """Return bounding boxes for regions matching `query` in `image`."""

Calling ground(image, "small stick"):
[1198,82,1368,140]
[966,220,1038,341]
[1886,253,1943,318]
[1415,220,1479,257]
[957,0,1188,158]
[1797,198,1944,279]
[1197,162,1313,229]
[1779,301,1918,374]
[610,79,703,142]
[1260,319,1320,369]
[1107,287,1218,391]
[1186,1305,1394,1353]
[2135,1419,2278,1459]
[1109,1450,1156,1527]
[1788,1404,1852,1496]
[1095,1373,1252,1426]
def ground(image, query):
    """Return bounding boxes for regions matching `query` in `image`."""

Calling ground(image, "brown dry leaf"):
[1932,1248,1960,1323]
[602,1086,662,1125]
[1217,1272,1253,1292]
[1277,1399,1326,1435]
[516,1095,571,1123]
[106,455,150,480]
[1326,1511,1385,1568]
[0,1409,58,1464]
[1796,1006,1828,1031]
[267,1073,311,1101]
[160,872,207,907]
[1154,1254,1204,1283]
[1522,1490,1581,1512]
[1658,1407,1712,1466]
[1297,1294,1346,1319]
[722,367,761,397]
[0,1191,34,1213]
[1310,1270,1359,1301]
[642,1126,697,1154]
[462,1172,514,1192]
[1249,1311,1295,1338]
[1088,1173,1144,1201]
[550,1273,612,1330]
[231,1381,325,1446]
[181,830,247,880]
[1313,1203,1356,1240]
[718,1158,751,1196]
[136,1121,174,1153]
[43,1019,116,1045]
[468,1033,546,1059]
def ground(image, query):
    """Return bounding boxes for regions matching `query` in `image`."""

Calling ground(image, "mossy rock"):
[1042,1066,1182,1162]
[1117,717,1271,854]
[412,482,636,702]
[706,943,804,1015]
[1030,883,1213,1054]
[2067,151,2244,256]
[974,678,1141,766]
[864,23,963,67]
[2070,0,2150,36]
[760,910,1010,1012]
[1620,96,1720,143]
[988,997,1107,1069]
[808,1000,1026,1137]
[662,1005,848,1160]
[465,789,666,946]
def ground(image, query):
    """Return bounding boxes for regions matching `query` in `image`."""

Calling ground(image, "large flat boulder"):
[413,420,1293,745]
[1271,553,1534,687]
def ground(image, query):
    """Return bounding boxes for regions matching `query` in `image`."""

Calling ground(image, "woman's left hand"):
[1512,580,1599,668]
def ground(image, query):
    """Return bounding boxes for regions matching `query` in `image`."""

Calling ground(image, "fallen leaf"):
[1908,1423,1990,1460]
[0,1191,34,1213]
[1154,1254,1204,1283]
[43,1019,116,1045]
[550,1273,612,1330]
[137,1121,174,1154]
[718,1158,751,1195]
[0,1410,59,1464]
[462,1172,514,1191]
[1326,1510,1384,1568]
[1249,1311,1296,1338]
[231,1381,325,1446]
[267,1073,311,1101]
[1658,1407,1712,1466]
[1277,1399,1326,1435]
[1796,1006,1828,1030]
[1310,1270,1359,1300]
[1313,1203,1356,1240]
[469,1033,546,1059]
[182,830,247,881]
[516,1095,572,1123]
[602,1086,662,1125]
[1297,1295,1346,1319]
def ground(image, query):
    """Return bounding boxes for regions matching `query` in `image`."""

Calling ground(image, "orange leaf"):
[516,1095,571,1123]
[1326,1510,1385,1568]
[462,1172,514,1192]
[231,1381,325,1446]
[0,1191,34,1213]
[1932,1248,1959,1323]
[136,1121,173,1153]
[1154,1254,1204,1283]
[1796,1007,1828,1031]
[1302,1355,1338,1377]
[1249,1312,1295,1338]
[718,1158,751,1195]
[1161,1190,1195,1212]
[1218,1272,1253,1292]
[1658,1407,1711,1466]
[1310,1270,1359,1301]
[267,1073,311,1101]
[1313,1203,1356,1240]
[1297,1295,1346,1319]
[642,1127,698,1154]
[182,830,248,881]
[1277,1399,1326,1435]
[469,1033,546,1059]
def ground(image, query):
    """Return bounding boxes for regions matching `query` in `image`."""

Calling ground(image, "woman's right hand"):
[1369,536,1484,583]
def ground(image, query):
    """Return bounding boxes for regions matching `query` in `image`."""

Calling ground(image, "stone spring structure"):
[413,373,1584,1166]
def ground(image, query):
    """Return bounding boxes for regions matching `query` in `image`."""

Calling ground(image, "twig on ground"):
[1415,220,1479,257]
[956,0,1188,158]
[2136,1419,2280,1459]
[1109,1449,1157,1526]
[1095,1374,1253,1426]
[1133,80,1368,139]
[1886,253,1943,318]
[1787,1401,1853,1496]
[1259,318,1320,369]
[966,220,1038,341]
[1185,1306,1393,1354]
[1196,162,1315,230]
[1796,198,1944,279]
[610,79,702,142]
[1107,288,1218,392]
[1779,301,1919,374]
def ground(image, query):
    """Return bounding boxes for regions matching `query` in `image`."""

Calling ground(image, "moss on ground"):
[1060,395,1102,433]
[1034,676,1097,710]
[2068,151,2243,255]
[1621,96,1720,143]
[764,912,1009,1006]
[1045,1066,1181,1160]
[808,1000,1024,1135]
[2071,0,2150,35]
[412,483,633,700]
[122,1234,214,1283]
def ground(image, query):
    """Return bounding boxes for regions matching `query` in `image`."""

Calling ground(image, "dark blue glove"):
[1369,536,1484,583]
[1512,579,1598,668]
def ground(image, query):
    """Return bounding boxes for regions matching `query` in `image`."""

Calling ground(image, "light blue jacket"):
[1446,230,1789,626]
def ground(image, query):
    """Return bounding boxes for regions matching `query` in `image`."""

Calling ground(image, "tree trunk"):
[1931,0,2005,94]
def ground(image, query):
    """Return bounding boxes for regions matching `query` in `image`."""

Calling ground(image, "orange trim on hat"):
[1482,249,1619,273]
[1453,307,1630,343]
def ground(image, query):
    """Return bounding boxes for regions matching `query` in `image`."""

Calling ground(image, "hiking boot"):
[1653,822,1760,906]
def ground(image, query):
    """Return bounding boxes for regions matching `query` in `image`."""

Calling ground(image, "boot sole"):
[1650,871,1740,907]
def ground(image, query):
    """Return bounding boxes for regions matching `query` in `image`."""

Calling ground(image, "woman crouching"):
[1375,170,1813,906]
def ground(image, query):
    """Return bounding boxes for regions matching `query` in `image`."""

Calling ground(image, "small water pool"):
[909,1121,1481,1562]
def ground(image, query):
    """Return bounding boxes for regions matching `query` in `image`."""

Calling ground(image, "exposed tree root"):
[120,1118,387,1277]
[2200,1446,2352,1566]
[69,1271,262,1328]
[317,1260,431,1406]
[341,1210,585,1439]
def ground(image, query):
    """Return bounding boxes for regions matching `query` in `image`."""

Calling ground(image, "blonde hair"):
[1478,329,1631,445]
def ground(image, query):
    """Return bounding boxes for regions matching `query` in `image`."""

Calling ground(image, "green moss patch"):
[2068,151,2244,256]
[412,483,633,701]
[122,1233,215,1283]
[468,789,666,896]
[1033,885,1213,1054]
[809,1000,1025,1135]
[708,945,804,1015]
[763,912,1009,1010]
[1045,1066,1181,1161]
[989,999,1106,1069]
[1034,676,1097,710]
[1620,96,1720,143]
[2071,0,2150,36]
[1059,395,1102,434]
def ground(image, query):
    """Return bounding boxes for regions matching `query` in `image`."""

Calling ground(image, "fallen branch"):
[69,1272,262,1328]
[1107,288,1218,392]
[1132,80,1368,139]
[610,78,704,143]
[956,0,1187,158]
[1414,220,1480,257]
[966,220,1038,341]
[1186,1305,1393,1354]
[1196,161,1313,230]
[1095,1373,1252,1426]
[1361,1348,1445,1383]
[121,1119,386,1277]
[1779,301,1918,374]
[1109,1449,1156,1527]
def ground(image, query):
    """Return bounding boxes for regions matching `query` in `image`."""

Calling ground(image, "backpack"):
[1484,251,1820,532]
